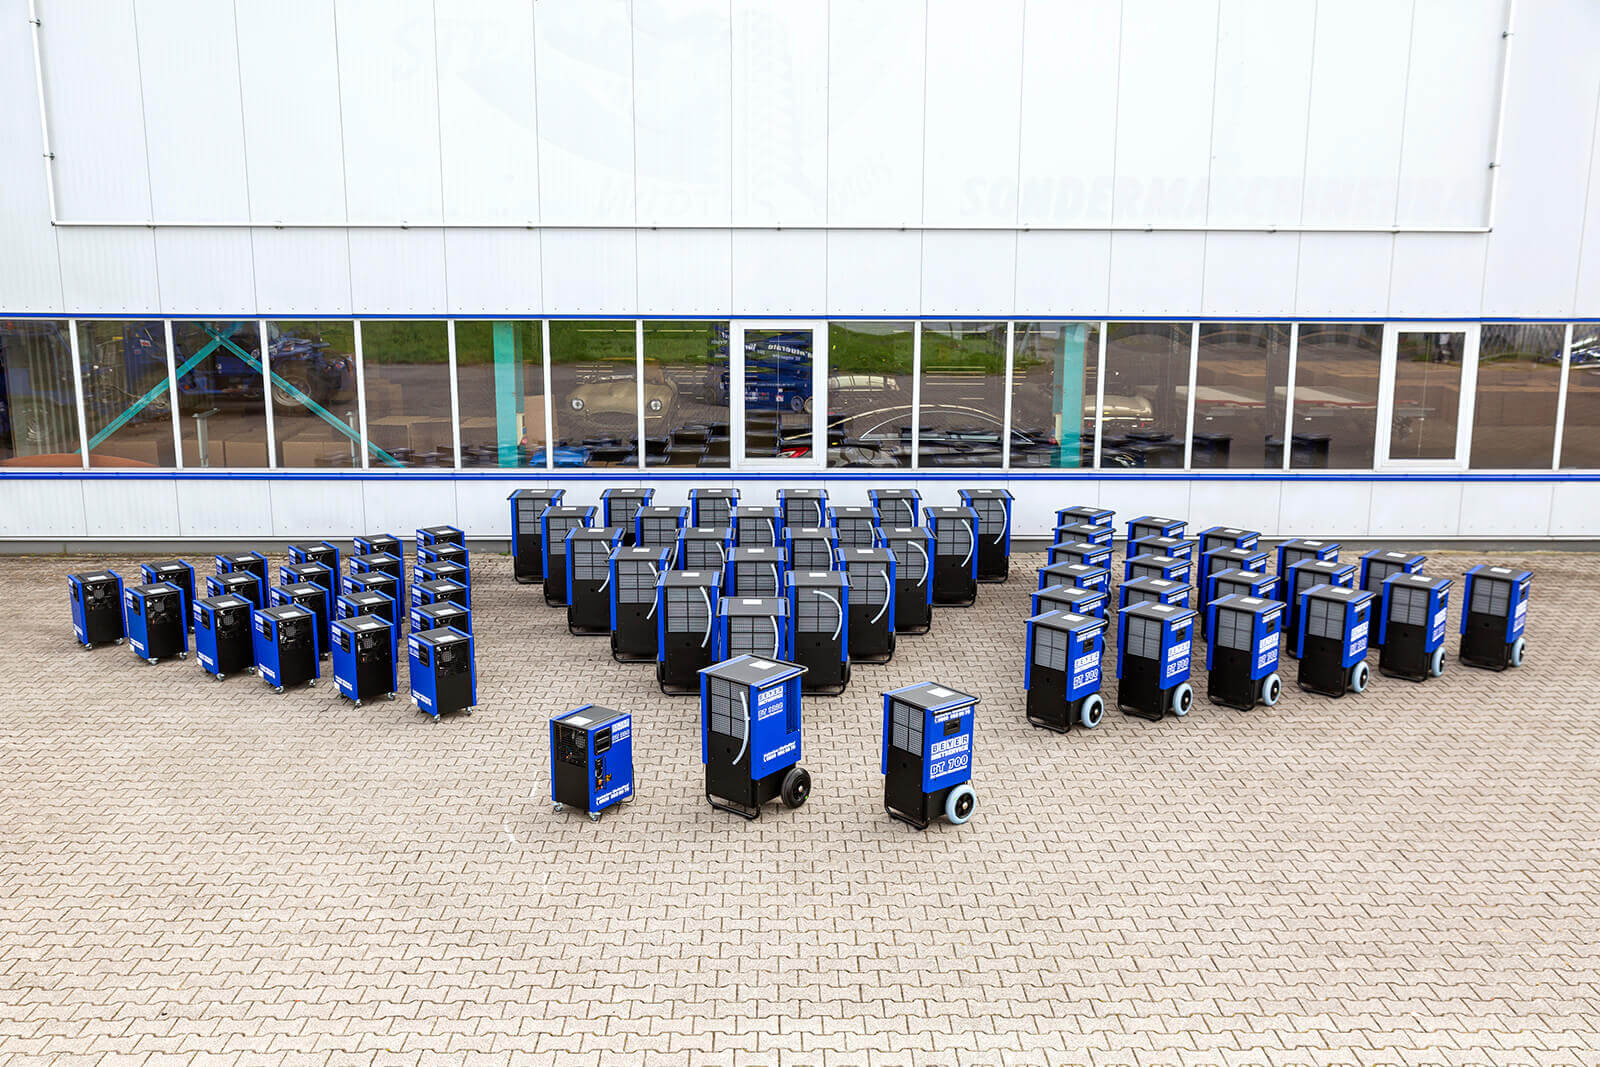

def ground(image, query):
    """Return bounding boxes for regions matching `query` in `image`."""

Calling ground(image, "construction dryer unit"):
[125,583,187,665]
[786,526,839,571]
[1282,559,1357,656]
[690,487,737,529]
[881,526,934,634]
[611,545,672,662]
[336,588,397,630]
[829,505,879,548]
[1126,515,1186,543]
[1032,584,1109,621]
[1024,610,1108,732]
[551,706,634,821]
[1378,573,1452,681]
[269,581,331,660]
[1294,585,1375,697]
[840,545,896,663]
[508,488,565,583]
[1115,601,1199,721]
[925,506,979,607]
[1196,526,1261,553]
[1361,549,1426,597]
[787,569,849,694]
[732,505,781,547]
[677,525,732,572]
[541,505,595,607]
[252,603,319,693]
[959,488,1014,583]
[193,594,255,680]
[602,487,653,546]
[409,626,477,719]
[726,545,787,597]
[881,682,978,829]
[1459,565,1532,671]
[657,570,722,694]
[208,570,264,611]
[779,487,827,530]
[68,570,124,649]
[1205,594,1285,710]
[869,488,920,529]
[1057,504,1114,529]
[716,597,791,661]
[566,526,625,635]
[635,505,688,564]
[700,655,811,818]
[330,614,397,706]
[140,560,196,631]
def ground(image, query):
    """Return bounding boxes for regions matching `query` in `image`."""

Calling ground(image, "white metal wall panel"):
[453,479,515,537]
[1294,234,1393,318]
[731,230,826,315]
[921,0,1024,227]
[1187,481,1283,539]
[1007,477,1089,539]
[1017,0,1119,228]
[435,0,541,226]
[1206,0,1314,228]
[335,0,444,226]
[269,479,365,538]
[235,0,347,224]
[82,479,182,538]
[636,230,732,317]
[634,0,732,227]
[1549,483,1600,537]
[1096,480,1193,536]
[1387,234,1487,319]
[1481,0,1600,318]
[1394,0,1503,228]
[1201,234,1299,318]
[1369,481,1461,538]
[175,479,273,538]
[827,0,925,228]
[826,231,921,316]
[535,0,636,227]
[442,229,543,316]
[0,0,63,312]
[540,229,638,315]
[154,231,257,316]
[1107,233,1204,316]
[1575,105,1600,315]
[1459,481,1552,537]
[58,229,161,314]
[251,229,353,316]
[134,0,250,222]
[1013,232,1112,316]
[362,478,452,533]
[920,232,1016,317]
[732,1,828,227]
[0,481,85,538]
[1299,0,1414,228]
[1277,480,1371,538]
[348,230,448,315]
[1112,0,1219,228]
[39,0,150,221]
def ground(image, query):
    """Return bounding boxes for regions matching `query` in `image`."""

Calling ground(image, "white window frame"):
[729,319,828,471]
[1375,322,1480,471]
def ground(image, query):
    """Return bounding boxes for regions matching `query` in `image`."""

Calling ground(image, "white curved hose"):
[734,688,750,767]
[768,563,781,595]
[769,616,781,658]
[871,569,891,624]
[697,587,713,648]
[996,504,1009,543]
[912,541,930,587]
[959,520,975,568]
[817,591,842,640]
[768,518,778,545]
[598,566,611,593]
[645,564,660,618]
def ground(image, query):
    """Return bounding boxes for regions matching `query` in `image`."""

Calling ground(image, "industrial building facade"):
[2,0,1598,541]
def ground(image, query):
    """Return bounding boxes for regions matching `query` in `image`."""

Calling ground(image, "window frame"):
[1375,322,1481,471]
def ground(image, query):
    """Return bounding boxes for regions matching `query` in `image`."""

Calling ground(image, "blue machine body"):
[69,569,124,648]
[828,505,880,548]
[1461,564,1532,643]
[416,525,464,550]
[330,614,397,704]
[541,505,596,605]
[602,487,654,542]
[1458,565,1533,670]
[353,533,402,559]
[1362,549,1427,594]
[251,603,321,690]
[269,581,331,659]
[1205,595,1284,678]
[214,550,268,581]
[286,540,341,576]
[880,525,934,633]
[1204,594,1286,709]
[1201,547,1272,596]
[1037,561,1111,595]
[676,525,733,572]
[725,545,788,597]
[1054,521,1113,547]
[715,597,792,661]
[1277,538,1339,581]
[690,487,738,529]
[636,505,689,563]
[335,588,397,629]
[280,561,335,603]
[415,560,471,608]
[1294,585,1375,664]
[786,526,840,571]
[418,543,468,568]
[192,593,255,679]
[779,488,828,529]
[1126,515,1186,543]
[881,682,979,829]
[1050,540,1113,570]
[410,600,470,635]
[412,577,469,611]
[732,505,783,547]
[1378,572,1452,661]
[1119,577,1191,611]
[699,655,808,818]
[551,706,634,817]
[787,569,850,693]
[656,570,723,690]
[869,488,921,529]
[340,568,400,609]
[1115,601,1199,720]
[349,550,406,607]
[1129,535,1197,562]
[508,488,564,582]
[408,626,477,718]
[1283,559,1357,652]
[1293,586,1377,698]
[1032,583,1109,620]
[1057,505,1114,529]
[124,582,188,662]
[1197,526,1261,553]
[1025,611,1107,704]
[140,560,196,631]
[958,488,1014,578]
[207,570,263,610]
[609,544,673,641]
[1124,553,1193,585]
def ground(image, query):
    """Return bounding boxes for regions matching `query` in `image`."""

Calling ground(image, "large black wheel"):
[780,767,811,809]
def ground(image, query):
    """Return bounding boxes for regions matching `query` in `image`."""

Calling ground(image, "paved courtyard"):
[2,548,1598,1065]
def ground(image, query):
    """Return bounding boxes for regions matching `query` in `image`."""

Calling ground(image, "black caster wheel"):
[353,700,361,709]
[385,692,396,701]
[146,658,158,666]
[213,674,224,683]
[553,802,565,814]
[463,708,473,716]
[780,767,811,809]
[588,813,600,823]
[247,666,258,675]
[307,679,317,688]
[177,652,187,660]
[113,638,124,646]
[273,685,284,694]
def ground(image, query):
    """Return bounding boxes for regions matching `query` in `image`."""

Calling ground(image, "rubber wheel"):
[1428,648,1445,677]
[1260,672,1282,706]
[1079,693,1104,729]
[780,767,811,809]
[1348,661,1370,694]
[1509,636,1525,668]
[1170,682,1194,717]
[944,783,977,825]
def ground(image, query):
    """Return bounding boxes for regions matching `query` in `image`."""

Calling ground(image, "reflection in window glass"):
[454,320,544,468]
[1100,322,1190,468]
[1389,331,1465,461]
[828,322,913,468]
[743,327,816,463]
[643,322,728,468]
[550,321,638,468]
[918,322,1007,468]
[268,321,360,468]
[1011,322,1098,468]
[171,321,268,469]
[1561,323,1600,469]
[1289,324,1381,469]
[1191,323,1289,469]
[1470,324,1563,469]
[0,320,79,463]
[359,321,452,468]
[76,320,174,468]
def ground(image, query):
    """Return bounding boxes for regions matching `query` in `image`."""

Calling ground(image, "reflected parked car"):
[568,363,679,433]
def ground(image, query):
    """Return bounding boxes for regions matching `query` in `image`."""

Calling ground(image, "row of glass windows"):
[0,318,1593,470]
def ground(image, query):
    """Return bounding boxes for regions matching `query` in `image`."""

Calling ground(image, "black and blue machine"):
[1203,566,1278,635]
[1032,583,1109,620]
[287,541,341,575]
[732,504,781,547]
[410,599,470,636]
[700,655,811,818]
[1283,559,1357,656]
[925,506,978,607]
[340,568,400,610]
[841,545,896,663]
[602,487,653,546]
[869,488,920,529]
[215,551,268,583]
[881,682,978,829]
[551,706,634,821]
[124,582,187,665]
[252,603,319,693]
[1129,534,1196,563]
[1118,576,1191,612]
[193,594,255,681]
[1025,610,1108,732]
[1125,553,1193,586]
[541,504,595,607]
[1295,585,1375,697]
[676,525,732,571]
[635,505,688,564]
[408,626,476,719]
[416,524,464,550]
[412,577,469,613]
[1126,515,1186,543]
[350,551,405,607]
[656,570,722,694]
[611,545,671,662]
[353,533,402,559]
[280,561,335,603]
[1378,573,1452,681]
[786,526,839,571]
[508,488,564,583]
[959,488,1014,583]
[68,570,124,649]
[566,526,625,635]
[270,581,331,660]
[140,560,195,631]
[779,487,827,530]
[1057,504,1113,529]
[716,597,791,661]
[1276,538,1339,588]
[881,525,933,634]
[1200,546,1271,596]
[207,570,264,610]
[1049,540,1113,570]
[330,614,397,706]
[1197,526,1261,554]
[1115,601,1199,721]
[726,545,787,597]
[829,505,879,548]
[690,487,737,529]
[414,559,469,608]
[1361,549,1426,598]
[418,542,467,568]
[788,569,849,694]
[1459,565,1532,671]
[336,588,397,630]
[1205,594,1285,710]
[1037,561,1111,597]
[1054,521,1113,547]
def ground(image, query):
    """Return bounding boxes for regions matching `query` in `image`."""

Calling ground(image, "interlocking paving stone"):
[2,549,1597,1064]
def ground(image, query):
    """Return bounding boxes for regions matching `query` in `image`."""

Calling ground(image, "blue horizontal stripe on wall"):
[4,470,1598,483]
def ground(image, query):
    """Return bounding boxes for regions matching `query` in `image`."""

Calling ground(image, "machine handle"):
[912,542,930,588]
[817,591,843,640]
[871,569,891,624]
[697,587,714,648]
[645,564,660,619]
[734,688,750,767]
[769,617,781,658]
[959,519,975,568]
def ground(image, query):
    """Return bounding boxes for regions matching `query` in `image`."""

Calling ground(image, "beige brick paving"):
[2,548,1598,1065]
